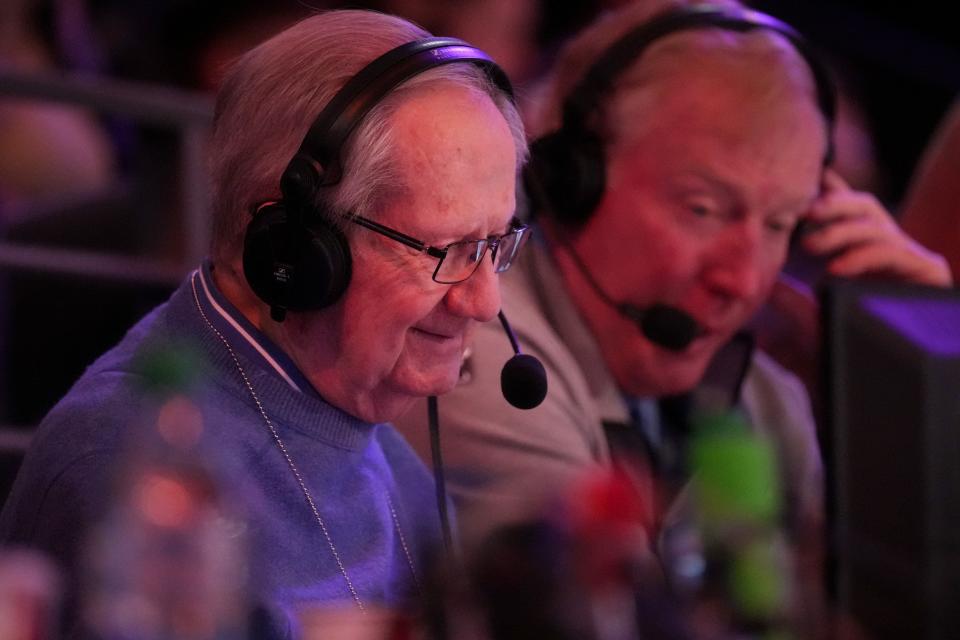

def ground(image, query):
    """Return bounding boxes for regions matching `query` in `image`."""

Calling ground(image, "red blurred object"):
[564,464,661,591]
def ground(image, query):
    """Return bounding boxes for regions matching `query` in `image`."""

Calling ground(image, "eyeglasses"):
[349,214,530,284]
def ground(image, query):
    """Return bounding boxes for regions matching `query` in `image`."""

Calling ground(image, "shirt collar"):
[523,233,632,423]
[194,261,320,397]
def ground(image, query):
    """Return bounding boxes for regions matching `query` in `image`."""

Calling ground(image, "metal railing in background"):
[0,67,215,451]
[0,66,214,281]
[0,428,32,454]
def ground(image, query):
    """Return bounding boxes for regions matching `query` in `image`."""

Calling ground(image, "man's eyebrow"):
[433,212,522,246]
[475,216,520,241]
[674,168,820,215]
[669,169,738,200]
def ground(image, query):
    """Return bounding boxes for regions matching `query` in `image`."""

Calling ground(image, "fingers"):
[800,171,953,287]
[806,182,888,227]
[819,167,847,194]
[801,213,895,255]
[825,237,952,284]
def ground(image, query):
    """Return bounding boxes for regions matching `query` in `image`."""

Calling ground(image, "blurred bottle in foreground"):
[449,409,800,640]
[686,411,796,639]
[0,549,61,640]
[81,346,249,640]
[467,465,693,640]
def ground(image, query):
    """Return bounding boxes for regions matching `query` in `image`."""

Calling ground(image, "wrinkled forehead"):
[602,42,829,214]
[602,27,827,144]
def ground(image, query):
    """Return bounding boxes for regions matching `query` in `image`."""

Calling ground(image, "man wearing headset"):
[396,0,952,559]
[0,10,528,636]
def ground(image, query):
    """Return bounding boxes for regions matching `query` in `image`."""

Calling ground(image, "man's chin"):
[617,355,712,398]
[391,365,462,400]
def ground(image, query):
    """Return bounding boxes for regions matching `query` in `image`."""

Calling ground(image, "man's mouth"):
[411,327,459,342]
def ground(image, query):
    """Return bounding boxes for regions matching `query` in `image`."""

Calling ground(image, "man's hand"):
[801,169,953,287]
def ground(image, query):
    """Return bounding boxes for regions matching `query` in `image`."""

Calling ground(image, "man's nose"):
[444,254,502,322]
[703,224,767,303]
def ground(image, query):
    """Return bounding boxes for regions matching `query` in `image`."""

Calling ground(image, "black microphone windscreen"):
[500,354,548,410]
[639,304,700,352]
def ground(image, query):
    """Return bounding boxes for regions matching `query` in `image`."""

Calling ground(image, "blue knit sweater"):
[0,268,442,638]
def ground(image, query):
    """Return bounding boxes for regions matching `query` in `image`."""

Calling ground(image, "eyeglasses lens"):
[433,226,528,284]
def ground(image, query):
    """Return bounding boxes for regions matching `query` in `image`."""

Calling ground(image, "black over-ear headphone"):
[243,38,514,322]
[524,4,838,228]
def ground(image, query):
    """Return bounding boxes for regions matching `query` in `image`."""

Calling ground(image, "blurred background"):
[1,0,957,499]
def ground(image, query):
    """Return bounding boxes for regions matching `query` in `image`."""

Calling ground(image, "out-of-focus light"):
[136,473,196,528]
[156,395,204,449]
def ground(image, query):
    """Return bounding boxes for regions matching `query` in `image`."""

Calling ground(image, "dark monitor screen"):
[821,278,960,640]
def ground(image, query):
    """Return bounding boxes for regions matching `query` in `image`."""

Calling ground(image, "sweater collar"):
[195,261,319,397]
[183,264,380,451]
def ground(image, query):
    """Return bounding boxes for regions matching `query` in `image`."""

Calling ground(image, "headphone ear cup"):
[297,217,352,310]
[243,202,352,315]
[524,127,606,227]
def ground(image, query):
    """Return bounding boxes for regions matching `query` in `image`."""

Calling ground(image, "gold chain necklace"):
[190,273,421,612]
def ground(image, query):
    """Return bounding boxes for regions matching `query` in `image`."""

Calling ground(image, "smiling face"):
[267,84,519,422]
[554,52,828,397]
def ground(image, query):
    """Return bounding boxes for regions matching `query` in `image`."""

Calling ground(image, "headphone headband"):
[289,37,514,192]
[524,4,838,228]
[564,5,836,146]
[246,35,513,320]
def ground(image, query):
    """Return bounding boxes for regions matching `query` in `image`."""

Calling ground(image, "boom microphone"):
[425,312,547,563]
[497,311,548,409]
[617,302,701,352]
[559,239,701,352]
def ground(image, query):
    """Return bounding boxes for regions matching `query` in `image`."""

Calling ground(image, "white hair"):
[531,0,825,146]
[208,9,526,264]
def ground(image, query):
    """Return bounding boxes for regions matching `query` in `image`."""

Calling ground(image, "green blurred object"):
[690,411,781,529]
[730,538,789,620]
[131,342,205,394]
[688,410,794,637]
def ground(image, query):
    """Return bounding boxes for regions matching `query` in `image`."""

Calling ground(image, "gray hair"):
[209,9,527,264]
[531,0,824,145]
